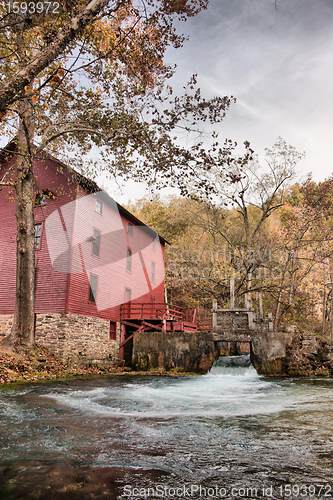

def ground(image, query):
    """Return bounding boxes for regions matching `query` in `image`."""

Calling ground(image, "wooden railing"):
[197,322,213,331]
[120,302,197,323]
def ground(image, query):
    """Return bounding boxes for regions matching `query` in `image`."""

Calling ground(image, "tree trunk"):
[288,248,297,305]
[11,98,35,348]
[322,261,326,336]
[274,252,291,332]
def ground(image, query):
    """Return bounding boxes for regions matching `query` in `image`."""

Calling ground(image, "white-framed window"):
[35,189,55,206]
[151,262,156,283]
[124,287,132,303]
[126,248,132,272]
[95,199,103,215]
[92,229,101,257]
[35,223,42,249]
[123,287,132,317]
[89,274,98,303]
[35,193,46,205]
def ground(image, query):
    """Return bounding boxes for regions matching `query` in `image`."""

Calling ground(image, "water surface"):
[0,355,332,499]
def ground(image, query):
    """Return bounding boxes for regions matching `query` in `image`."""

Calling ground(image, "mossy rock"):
[314,366,331,377]
[258,358,286,376]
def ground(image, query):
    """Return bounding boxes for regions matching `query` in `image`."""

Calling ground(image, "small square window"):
[35,223,42,249]
[96,199,103,215]
[127,223,133,236]
[125,287,132,303]
[92,229,101,256]
[123,288,132,317]
[89,274,98,303]
[35,193,46,205]
[35,189,55,205]
[126,249,132,272]
[110,322,117,340]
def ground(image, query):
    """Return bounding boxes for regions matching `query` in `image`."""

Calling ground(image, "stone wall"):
[215,312,249,332]
[132,330,219,374]
[251,331,333,376]
[0,315,13,338]
[0,313,120,368]
[35,314,120,368]
[283,334,333,377]
[250,330,295,375]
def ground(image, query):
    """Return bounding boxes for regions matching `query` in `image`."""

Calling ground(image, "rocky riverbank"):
[0,344,193,385]
[0,345,113,385]
[253,332,333,377]
[2,332,333,384]
[284,333,333,376]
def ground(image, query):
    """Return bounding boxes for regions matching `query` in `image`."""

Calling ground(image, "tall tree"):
[191,138,304,306]
[274,177,333,331]
[0,0,251,347]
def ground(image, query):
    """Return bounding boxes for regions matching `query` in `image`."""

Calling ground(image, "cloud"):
[162,0,333,183]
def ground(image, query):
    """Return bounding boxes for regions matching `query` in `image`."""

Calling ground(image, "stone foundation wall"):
[0,315,13,338]
[35,314,120,368]
[0,313,120,368]
[250,330,294,375]
[283,334,333,377]
[132,330,220,374]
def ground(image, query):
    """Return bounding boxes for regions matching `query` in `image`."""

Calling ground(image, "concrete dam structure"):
[131,300,295,375]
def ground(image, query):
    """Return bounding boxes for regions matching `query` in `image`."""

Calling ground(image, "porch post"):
[119,323,126,362]
[230,278,235,309]
[212,300,217,332]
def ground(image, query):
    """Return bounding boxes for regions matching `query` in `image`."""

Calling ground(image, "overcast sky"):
[110,0,333,203]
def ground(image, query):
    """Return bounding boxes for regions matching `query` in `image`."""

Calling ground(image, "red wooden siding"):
[0,155,17,313]
[0,153,80,314]
[33,156,78,313]
[65,189,165,321]
[0,147,166,321]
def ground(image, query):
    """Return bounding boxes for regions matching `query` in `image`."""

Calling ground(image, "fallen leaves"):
[0,345,112,384]
[0,344,192,385]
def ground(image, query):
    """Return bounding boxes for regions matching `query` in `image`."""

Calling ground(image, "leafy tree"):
[0,0,252,347]
[190,138,304,307]
[129,174,333,334]
[274,177,333,332]
[129,139,310,326]
[0,0,209,113]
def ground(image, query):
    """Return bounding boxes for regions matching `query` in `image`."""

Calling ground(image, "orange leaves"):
[50,75,61,85]
[24,85,38,103]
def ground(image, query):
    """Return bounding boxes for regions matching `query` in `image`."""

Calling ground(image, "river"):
[0,355,332,499]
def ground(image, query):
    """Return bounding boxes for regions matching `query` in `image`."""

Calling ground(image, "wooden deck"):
[119,302,198,333]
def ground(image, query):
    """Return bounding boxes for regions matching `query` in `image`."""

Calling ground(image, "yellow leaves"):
[86,17,119,53]
[24,86,38,103]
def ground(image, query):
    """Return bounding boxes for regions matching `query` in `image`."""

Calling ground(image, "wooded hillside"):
[127,175,333,336]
